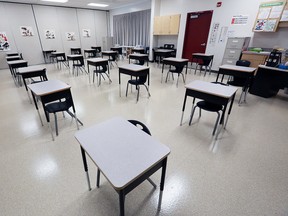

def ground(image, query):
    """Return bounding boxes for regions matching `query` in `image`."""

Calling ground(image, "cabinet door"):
[161,16,170,35]
[226,38,245,49]
[170,14,180,35]
[153,16,161,35]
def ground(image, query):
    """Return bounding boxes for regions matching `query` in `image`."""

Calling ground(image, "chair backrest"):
[128,120,151,135]
[236,60,251,67]
[175,65,185,72]
[266,50,281,67]
[138,74,148,84]
[164,44,174,49]
[201,55,213,66]
[138,60,145,65]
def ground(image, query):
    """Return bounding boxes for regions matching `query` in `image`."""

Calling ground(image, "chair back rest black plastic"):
[201,56,213,66]
[266,50,281,67]
[128,120,151,135]
[164,44,174,49]
[138,60,145,65]
[102,64,108,71]
[175,65,185,72]
[138,74,148,84]
[236,60,251,67]
[42,89,74,110]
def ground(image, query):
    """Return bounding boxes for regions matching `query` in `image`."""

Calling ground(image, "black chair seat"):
[46,101,68,113]
[197,101,222,112]
[227,78,246,87]
[128,79,140,85]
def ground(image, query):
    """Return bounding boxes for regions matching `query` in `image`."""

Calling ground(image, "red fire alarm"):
[217,2,222,7]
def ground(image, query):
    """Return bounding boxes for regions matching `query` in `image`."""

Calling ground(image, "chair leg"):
[176,74,179,87]
[54,113,58,136]
[143,84,151,97]
[212,111,221,136]
[73,112,80,130]
[189,106,197,125]
[97,168,100,188]
[181,73,186,84]
[136,85,140,102]
[199,108,202,117]
[194,64,198,74]
[165,71,169,83]
[204,66,207,77]
[126,82,129,97]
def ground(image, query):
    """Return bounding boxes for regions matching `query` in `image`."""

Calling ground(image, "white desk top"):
[18,65,46,74]
[219,64,257,73]
[84,49,95,51]
[7,60,27,65]
[163,57,189,62]
[102,50,117,54]
[258,64,288,72]
[129,53,148,57]
[132,47,145,50]
[192,53,214,57]
[75,117,170,189]
[119,64,149,72]
[6,55,21,59]
[67,54,83,58]
[155,49,174,52]
[51,51,64,55]
[87,58,108,63]
[185,80,237,98]
[28,80,70,96]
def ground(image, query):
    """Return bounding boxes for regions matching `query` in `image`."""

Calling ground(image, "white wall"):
[157,0,288,70]
[0,2,109,69]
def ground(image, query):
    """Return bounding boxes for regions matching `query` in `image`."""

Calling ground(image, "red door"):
[182,10,213,61]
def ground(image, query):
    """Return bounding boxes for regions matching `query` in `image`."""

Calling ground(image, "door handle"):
[200,43,206,46]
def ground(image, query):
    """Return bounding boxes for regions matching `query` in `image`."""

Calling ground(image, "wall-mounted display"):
[66,32,75,41]
[0,32,10,51]
[253,1,286,32]
[20,26,34,36]
[45,29,55,39]
[82,29,91,37]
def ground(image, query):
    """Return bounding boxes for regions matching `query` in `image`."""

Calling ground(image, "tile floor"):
[0,59,288,216]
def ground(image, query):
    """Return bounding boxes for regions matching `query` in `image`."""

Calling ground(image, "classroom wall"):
[157,0,288,70]
[0,2,109,70]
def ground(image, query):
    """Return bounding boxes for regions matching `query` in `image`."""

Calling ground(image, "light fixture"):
[88,3,109,7]
[41,0,68,3]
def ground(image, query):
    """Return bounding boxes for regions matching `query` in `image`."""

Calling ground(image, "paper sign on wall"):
[45,29,55,39]
[0,32,10,51]
[66,32,75,41]
[209,22,220,46]
[231,15,249,25]
[82,29,91,37]
[20,26,34,36]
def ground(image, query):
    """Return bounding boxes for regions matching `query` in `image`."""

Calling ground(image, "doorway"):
[182,10,213,61]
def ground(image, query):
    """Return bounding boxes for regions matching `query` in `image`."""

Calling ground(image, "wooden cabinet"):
[241,52,269,68]
[222,37,250,65]
[153,14,180,35]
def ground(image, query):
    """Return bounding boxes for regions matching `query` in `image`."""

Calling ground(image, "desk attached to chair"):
[180,80,237,136]
[74,117,170,216]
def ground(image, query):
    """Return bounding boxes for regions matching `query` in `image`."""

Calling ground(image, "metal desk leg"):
[119,190,125,216]
[81,146,91,191]
[158,158,167,211]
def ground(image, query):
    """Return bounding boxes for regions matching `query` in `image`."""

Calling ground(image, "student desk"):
[118,64,150,96]
[249,65,288,98]
[70,47,81,55]
[161,57,189,82]
[128,53,149,66]
[102,50,118,59]
[91,46,101,56]
[66,54,87,76]
[7,60,28,86]
[180,80,237,135]
[18,66,47,102]
[28,80,82,140]
[42,50,56,63]
[191,53,214,74]
[217,64,257,104]
[6,52,19,56]
[6,55,22,61]
[50,52,68,69]
[132,47,145,54]
[154,49,174,64]
[74,117,170,216]
[86,58,109,84]
[84,49,97,58]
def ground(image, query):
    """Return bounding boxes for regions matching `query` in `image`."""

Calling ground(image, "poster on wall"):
[218,26,228,43]
[209,22,219,46]
[0,32,10,51]
[45,29,55,39]
[82,29,91,37]
[231,15,249,25]
[20,26,34,36]
[66,32,75,41]
[253,1,286,32]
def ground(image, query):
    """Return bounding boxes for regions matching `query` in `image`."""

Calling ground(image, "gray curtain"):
[113,9,151,47]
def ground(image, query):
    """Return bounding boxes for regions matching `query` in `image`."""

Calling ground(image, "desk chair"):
[266,50,281,67]
[227,60,251,104]
[93,65,112,86]
[108,53,118,68]
[194,55,213,76]
[189,82,226,136]
[126,75,150,102]
[43,89,83,140]
[165,65,185,87]
[71,56,87,76]
[135,60,145,65]
[71,48,81,55]
[96,119,157,189]
[56,53,69,69]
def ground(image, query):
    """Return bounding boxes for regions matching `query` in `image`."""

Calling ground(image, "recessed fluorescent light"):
[88,3,109,7]
[41,0,68,3]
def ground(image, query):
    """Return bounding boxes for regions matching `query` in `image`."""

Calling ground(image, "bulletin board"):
[253,0,287,32]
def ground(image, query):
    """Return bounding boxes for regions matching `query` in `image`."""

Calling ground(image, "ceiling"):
[0,0,146,10]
